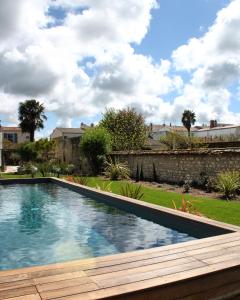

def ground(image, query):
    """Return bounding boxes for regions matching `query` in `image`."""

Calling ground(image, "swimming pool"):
[0,182,198,270]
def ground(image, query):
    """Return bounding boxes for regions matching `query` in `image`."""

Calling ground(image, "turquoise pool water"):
[0,183,196,270]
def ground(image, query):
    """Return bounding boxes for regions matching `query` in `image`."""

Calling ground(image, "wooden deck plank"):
[0,279,35,292]
[5,295,41,300]
[40,282,99,300]
[34,271,86,285]
[0,286,37,300]
[92,260,206,289]
[37,276,93,293]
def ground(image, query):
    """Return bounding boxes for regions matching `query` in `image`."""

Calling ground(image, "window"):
[4,133,18,143]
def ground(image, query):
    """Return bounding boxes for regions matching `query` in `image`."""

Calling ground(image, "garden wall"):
[112,149,240,184]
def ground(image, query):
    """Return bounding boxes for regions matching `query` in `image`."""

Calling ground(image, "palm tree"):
[18,100,47,142]
[181,110,196,137]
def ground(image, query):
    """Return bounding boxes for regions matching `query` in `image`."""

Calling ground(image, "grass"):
[1,173,240,226]
[86,177,240,226]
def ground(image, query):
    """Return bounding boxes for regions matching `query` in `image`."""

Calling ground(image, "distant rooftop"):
[0,126,22,132]
[55,127,85,134]
[197,124,240,132]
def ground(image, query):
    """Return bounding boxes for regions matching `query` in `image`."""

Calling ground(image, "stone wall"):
[112,149,240,184]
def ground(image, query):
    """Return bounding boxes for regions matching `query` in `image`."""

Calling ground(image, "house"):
[50,124,91,164]
[50,127,86,140]
[149,123,200,141]
[0,126,30,167]
[193,123,240,140]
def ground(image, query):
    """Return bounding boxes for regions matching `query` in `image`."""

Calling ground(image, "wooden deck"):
[0,231,240,300]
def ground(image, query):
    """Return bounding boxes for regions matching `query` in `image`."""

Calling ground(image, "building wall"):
[112,149,240,184]
[193,127,240,139]
[2,130,30,146]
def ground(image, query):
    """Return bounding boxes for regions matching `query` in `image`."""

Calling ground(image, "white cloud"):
[171,0,240,124]
[0,0,240,130]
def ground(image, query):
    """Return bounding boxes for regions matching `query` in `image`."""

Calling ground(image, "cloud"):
[0,0,240,130]
[171,0,240,123]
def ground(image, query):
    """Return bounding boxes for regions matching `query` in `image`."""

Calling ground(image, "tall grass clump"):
[120,183,144,200]
[216,171,240,200]
[104,159,130,180]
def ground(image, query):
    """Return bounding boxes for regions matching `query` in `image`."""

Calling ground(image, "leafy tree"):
[34,138,56,161]
[80,127,111,174]
[18,139,55,162]
[100,108,147,151]
[18,100,47,142]
[181,110,196,137]
[18,142,38,162]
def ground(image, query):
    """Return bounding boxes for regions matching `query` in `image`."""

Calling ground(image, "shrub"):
[140,164,144,181]
[215,171,240,200]
[17,163,38,177]
[51,164,61,178]
[120,183,144,200]
[9,152,21,165]
[173,198,201,216]
[100,107,147,151]
[18,142,38,162]
[160,132,204,150]
[135,164,140,182]
[66,164,75,175]
[66,176,89,186]
[37,162,51,177]
[183,176,192,193]
[80,127,111,174]
[153,163,158,182]
[104,159,130,180]
[96,182,112,192]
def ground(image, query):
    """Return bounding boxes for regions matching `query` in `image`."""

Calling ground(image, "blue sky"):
[135,0,229,60]
[0,0,239,138]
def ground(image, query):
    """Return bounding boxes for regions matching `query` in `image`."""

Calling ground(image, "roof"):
[0,126,22,132]
[151,125,186,132]
[55,128,85,134]
[151,125,200,133]
[197,124,240,132]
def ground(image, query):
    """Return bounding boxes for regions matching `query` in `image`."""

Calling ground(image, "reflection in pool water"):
[0,183,195,270]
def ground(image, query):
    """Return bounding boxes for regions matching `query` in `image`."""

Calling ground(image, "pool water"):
[0,183,196,270]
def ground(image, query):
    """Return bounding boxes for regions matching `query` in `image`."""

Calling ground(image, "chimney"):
[210,120,217,128]
[150,123,153,131]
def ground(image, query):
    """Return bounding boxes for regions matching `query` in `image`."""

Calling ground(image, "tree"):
[18,142,38,162]
[18,100,47,142]
[181,110,196,137]
[100,108,147,151]
[80,127,111,174]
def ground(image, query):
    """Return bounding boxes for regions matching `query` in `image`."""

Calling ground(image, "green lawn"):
[1,173,239,226]
[86,177,240,227]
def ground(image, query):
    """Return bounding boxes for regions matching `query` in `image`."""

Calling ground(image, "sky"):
[0,0,240,138]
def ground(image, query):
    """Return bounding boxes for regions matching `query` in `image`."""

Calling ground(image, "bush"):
[17,163,38,177]
[37,162,51,177]
[18,142,38,162]
[104,159,130,180]
[96,182,112,192]
[51,164,62,178]
[173,198,201,216]
[160,132,204,150]
[80,127,111,174]
[67,176,89,186]
[120,183,144,200]
[100,107,147,151]
[183,176,192,193]
[215,171,240,200]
